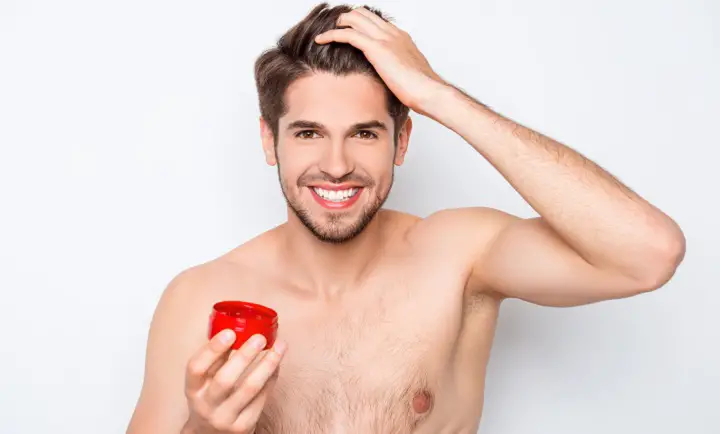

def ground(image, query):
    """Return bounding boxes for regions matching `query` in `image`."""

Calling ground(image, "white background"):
[1,1,718,433]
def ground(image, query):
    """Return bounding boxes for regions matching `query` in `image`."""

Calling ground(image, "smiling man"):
[127,3,686,434]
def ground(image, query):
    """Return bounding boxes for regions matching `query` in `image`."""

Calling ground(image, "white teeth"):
[312,187,359,202]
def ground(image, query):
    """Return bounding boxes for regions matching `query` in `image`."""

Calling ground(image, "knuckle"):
[242,378,264,397]
[265,350,282,367]
[256,359,278,378]
[377,32,393,42]
[187,360,206,377]
[185,388,201,403]
[212,374,236,391]
[208,414,232,431]
[232,352,255,369]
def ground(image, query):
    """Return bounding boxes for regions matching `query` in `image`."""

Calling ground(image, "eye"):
[354,130,378,140]
[296,130,321,139]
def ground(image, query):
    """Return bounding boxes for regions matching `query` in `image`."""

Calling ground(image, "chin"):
[313,229,363,244]
[281,178,391,244]
[301,212,370,244]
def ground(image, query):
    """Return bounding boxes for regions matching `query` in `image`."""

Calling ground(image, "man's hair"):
[254,3,409,143]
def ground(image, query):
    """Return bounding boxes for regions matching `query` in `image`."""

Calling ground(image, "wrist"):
[413,80,456,119]
[420,82,490,132]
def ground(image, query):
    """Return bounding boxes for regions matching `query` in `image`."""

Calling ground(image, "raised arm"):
[425,88,684,306]
[314,7,685,306]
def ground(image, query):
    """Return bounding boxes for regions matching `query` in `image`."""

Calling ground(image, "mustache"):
[297,172,374,187]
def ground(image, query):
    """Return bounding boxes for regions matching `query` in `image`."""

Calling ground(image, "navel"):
[411,389,434,414]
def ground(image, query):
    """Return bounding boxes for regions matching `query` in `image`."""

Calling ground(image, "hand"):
[314,7,448,117]
[183,330,287,434]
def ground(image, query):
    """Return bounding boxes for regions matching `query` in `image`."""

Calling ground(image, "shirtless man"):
[127,4,686,434]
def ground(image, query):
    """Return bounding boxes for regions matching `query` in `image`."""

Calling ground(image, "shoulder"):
[423,206,517,227]
[148,262,245,347]
[407,206,520,252]
[405,207,523,297]
[155,229,282,329]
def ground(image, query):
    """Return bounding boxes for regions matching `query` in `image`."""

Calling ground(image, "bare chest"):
[254,272,467,433]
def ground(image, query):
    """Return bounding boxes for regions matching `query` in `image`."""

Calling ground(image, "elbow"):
[634,224,686,292]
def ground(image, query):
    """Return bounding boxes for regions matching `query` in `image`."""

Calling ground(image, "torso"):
[194,210,502,433]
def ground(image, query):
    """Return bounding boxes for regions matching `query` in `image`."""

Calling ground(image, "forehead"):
[281,72,391,126]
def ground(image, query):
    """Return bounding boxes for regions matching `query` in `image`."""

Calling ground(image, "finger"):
[209,365,277,432]
[314,28,375,52]
[353,7,399,34]
[205,334,268,404]
[230,375,277,433]
[337,10,387,39]
[185,329,236,393]
[222,339,287,415]
[206,352,230,378]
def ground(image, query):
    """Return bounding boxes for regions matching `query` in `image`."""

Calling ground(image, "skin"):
[127,7,686,434]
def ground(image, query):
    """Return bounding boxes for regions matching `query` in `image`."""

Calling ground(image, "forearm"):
[425,85,685,283]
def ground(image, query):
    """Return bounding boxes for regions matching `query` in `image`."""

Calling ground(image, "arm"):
[423,88,685,306]
[127,269,207,433]
[315,8,685,306]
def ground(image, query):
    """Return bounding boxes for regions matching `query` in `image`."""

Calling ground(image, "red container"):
[208,301,278,350]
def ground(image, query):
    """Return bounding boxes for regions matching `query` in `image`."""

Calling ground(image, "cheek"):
[278,141,319,167]
[352,143,395,166]
[364,150,396,178]
[278,164,300,186]
[277,160,314,194]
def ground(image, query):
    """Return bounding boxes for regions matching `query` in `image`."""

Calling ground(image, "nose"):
[318,140,353,180]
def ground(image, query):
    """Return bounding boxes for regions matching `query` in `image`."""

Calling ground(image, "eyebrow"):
[351,120,388,131]
[286,120,388,132]
[286,120,325,131]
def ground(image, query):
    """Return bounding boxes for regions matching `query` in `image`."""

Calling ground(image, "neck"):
[280,210,387,299]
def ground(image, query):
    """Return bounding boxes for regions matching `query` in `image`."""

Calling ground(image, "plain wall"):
[1,0,718,433]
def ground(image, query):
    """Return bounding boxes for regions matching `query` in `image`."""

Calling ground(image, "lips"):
[309,186,364,209]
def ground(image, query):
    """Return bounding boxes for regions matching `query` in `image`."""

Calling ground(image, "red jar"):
[208,301,278,350]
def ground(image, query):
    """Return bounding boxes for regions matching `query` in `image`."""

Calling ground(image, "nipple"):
[411,390,434,414]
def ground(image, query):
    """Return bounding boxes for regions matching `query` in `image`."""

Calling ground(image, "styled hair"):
[253,3,409,142]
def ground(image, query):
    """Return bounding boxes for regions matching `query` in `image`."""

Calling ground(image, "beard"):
[277,165,392,244]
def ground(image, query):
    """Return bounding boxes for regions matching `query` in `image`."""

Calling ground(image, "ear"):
[393,116,413,166]
[259,116,277,166]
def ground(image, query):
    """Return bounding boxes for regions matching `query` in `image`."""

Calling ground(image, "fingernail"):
[220,329,235,344]
[251,334,267,349]
[274,340,287,355]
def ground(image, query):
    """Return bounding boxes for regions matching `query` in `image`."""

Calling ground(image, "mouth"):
[309,186,363,209]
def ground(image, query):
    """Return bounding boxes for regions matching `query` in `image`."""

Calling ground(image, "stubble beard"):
[277,165,393,244]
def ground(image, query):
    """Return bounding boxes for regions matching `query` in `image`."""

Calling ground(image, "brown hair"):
[253,3,409,143]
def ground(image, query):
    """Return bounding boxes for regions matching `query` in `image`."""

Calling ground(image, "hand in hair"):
[314,7,448,118]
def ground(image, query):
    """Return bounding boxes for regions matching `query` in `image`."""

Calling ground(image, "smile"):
[312,187,359,202]
[309,186,364,209]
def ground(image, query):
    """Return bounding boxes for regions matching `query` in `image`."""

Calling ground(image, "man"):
[127,3,685,433]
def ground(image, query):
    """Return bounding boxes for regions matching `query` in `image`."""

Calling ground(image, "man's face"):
[261,72,410,244]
